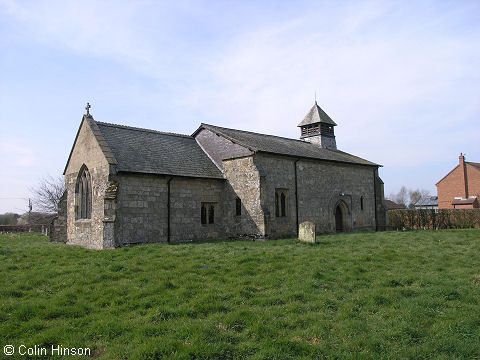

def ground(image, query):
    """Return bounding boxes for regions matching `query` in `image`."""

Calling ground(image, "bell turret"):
[298,102,337,150]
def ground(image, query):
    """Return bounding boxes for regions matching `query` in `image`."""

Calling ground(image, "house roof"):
[95,121,224,179]
[414,196,438,207]
[297,102,337,127]
[468,162,480,171]
[435,160,480,185]
[384,199,406,210]
[193,123,378,166]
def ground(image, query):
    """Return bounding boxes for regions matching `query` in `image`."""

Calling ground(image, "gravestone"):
[298,221,316,243]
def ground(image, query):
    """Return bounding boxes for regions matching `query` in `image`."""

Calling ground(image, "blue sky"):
[0,0,479,214]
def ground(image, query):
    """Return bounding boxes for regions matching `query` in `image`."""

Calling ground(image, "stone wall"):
[195,128,253,170]
[223,156,266,238]
[254,154,297,238]
[50,191,67,243]
[374,169,387,230]
[254,153,381,237]
[64,118,112,249]
[114,173,234,245]
[302,134,337,150]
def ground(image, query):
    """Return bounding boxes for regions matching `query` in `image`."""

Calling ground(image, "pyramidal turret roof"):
[297,102,337,127]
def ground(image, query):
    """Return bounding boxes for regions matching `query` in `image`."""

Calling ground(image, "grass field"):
[0,230,479,359]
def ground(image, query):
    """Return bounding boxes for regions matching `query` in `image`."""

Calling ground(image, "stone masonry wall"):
[64,119,111,250]
[50,191,67,243]
[255,153,379,237]
[374,169,387,229]
[254,154,297,238]
[195,128,253,170]
[114,173,232,245]
[303,135,337,150]
[223,156,266,237]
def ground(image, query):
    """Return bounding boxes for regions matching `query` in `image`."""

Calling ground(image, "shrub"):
[388,209,480,230]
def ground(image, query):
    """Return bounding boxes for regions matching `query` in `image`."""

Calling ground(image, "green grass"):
[0,230,479,359]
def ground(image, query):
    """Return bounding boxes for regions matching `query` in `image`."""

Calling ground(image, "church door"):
[335,205,343,232]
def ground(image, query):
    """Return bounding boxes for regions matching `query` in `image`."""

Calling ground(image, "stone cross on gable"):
[85,102,91,116]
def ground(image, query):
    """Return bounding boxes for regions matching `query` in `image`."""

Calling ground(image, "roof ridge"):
[96,120,192,139]
[201,123,312,144]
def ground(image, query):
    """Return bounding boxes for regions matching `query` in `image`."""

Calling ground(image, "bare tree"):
[30,175,65,214]
[408,188,431,208]
[388,186,431,208]
[389,186,408,208]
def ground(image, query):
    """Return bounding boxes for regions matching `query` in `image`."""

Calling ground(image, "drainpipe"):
[294,159,299,236]
[459,153,468,199]
[167,177,173,243]
[373,168,378,231]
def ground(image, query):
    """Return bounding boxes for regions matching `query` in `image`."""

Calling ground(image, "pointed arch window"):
[75,166,92,220]
[201,202,216,225]
[275,189,289,217]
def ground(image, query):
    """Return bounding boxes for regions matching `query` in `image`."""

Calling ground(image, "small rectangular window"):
[360,196,364,211]
[235,197,242,216]
[208,204,215,224]
[201,204,207,225]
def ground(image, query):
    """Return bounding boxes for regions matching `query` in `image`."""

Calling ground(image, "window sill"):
[75,219,91,224]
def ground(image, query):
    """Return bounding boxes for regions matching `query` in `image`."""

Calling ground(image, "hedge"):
[388,209,480,230]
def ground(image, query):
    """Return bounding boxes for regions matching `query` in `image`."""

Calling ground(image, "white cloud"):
[189,1,480,173]
[0,139,36,167]
[1,0,478,198]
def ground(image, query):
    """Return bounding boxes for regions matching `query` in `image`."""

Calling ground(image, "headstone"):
[299,221,316,243]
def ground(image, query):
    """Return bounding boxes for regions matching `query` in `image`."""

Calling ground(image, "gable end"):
[63,115,118,175]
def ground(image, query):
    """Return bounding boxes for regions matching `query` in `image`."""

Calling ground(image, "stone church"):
[52,102,387,249]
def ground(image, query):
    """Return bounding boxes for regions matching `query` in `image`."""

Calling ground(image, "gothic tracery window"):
[275,189,289,217]
[75,166,92,220]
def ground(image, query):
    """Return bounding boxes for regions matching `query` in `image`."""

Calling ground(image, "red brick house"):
[436,154,480,209]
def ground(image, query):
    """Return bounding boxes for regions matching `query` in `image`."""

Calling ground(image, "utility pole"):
[28,198,32,225]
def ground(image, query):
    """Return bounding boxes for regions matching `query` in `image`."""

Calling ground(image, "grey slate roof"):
[95,121,224,179]
[196,124,378,166]
[414,196,438,207]
[297,102,337,127]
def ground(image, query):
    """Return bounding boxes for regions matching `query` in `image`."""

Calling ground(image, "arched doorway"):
[335,205,344,232]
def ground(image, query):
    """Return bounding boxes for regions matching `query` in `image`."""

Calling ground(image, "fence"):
[388,209,480,230]
[0,224,50,236]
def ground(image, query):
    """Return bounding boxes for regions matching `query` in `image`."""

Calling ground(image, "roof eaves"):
[256,150,379,167]
[116,169,225,180]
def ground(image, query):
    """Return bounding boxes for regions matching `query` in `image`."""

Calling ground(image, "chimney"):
[459,153,468,199]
